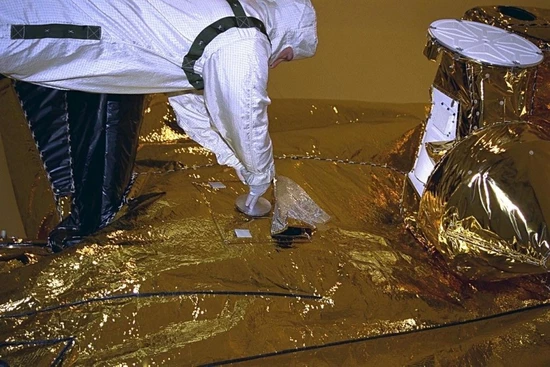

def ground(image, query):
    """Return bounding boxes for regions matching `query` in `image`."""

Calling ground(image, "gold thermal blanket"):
[1,94,549,365]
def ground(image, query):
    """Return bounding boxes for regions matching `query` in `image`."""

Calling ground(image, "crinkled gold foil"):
[405,6,550,281]
[3,7,550,362]
[464,6,550,48]
[425,140,455,164]
[463,6,550,121]
[428,43,539,137]
[418,122,550,280]
[2,96,550,365]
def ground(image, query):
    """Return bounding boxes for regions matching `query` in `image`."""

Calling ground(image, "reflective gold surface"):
[404,6,550,282]
[464,6,550,120]
[419,122,550,280]
[426,38,540,137]
[1,96,550,365]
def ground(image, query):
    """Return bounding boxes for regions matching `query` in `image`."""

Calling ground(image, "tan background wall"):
[268,0,550,102]
[1,1,549,238]
[0,136,23,237]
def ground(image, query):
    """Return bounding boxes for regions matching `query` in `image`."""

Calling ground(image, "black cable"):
[0,290,320,366]
[2,291,548,366]
[0,337,72,348]
[0,337,75,367]
[51,337,76,367]
[199,301,550,366]
[0,290,322,319]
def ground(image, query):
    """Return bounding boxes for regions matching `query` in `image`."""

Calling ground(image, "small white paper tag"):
[209,182,226,189]
[234,229,252,238]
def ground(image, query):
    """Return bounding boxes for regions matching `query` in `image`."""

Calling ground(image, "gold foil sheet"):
[1,95,550,365]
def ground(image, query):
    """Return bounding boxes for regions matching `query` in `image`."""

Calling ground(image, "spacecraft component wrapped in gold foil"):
[404,7,550,280]
[464,6,550,121]
[418,122,550,280]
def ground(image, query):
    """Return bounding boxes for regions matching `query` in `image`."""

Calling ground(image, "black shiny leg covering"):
[14,82,144,251]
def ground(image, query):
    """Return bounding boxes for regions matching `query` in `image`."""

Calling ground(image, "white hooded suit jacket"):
[0,0,318,187]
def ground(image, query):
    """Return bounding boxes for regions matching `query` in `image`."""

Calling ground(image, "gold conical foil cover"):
[418,122,550,280]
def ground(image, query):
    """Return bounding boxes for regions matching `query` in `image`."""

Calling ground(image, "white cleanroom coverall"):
[0,0,318,193]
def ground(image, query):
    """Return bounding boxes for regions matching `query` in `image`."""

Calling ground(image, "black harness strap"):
[182,0,269,90]
[227,0,253,27]
[10,24,101,40]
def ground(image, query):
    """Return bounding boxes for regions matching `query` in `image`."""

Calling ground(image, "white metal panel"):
[429,19,543,67]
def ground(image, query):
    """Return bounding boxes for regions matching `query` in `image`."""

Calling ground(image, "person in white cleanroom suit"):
[0,0,318,211]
